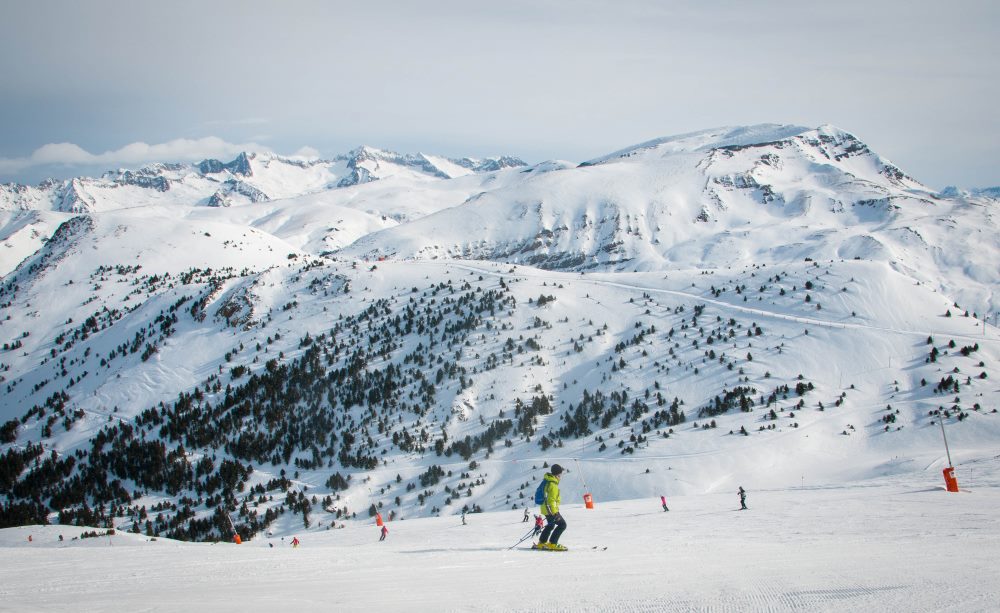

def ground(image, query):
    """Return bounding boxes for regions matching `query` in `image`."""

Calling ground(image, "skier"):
[532,514,544,537]
[380,525,389,541]
[291,536,300,548]
[522,508,530,522]
[738,486,748,510]
[660,495,669,512]
[534,464,567,551]
[461,511,467,525]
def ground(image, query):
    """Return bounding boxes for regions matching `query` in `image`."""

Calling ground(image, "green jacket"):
[540,473,561,516]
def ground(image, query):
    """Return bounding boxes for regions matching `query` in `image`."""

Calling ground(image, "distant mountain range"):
[1,147,527,213]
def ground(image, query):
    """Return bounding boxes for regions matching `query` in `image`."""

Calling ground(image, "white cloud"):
[31,142,95,165]
[291,146,321,159]
[0,137,272,175]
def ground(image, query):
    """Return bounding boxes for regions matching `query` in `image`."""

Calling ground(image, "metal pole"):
[508,527,536,550]
[573,457,590,493]
[938,414,953,467]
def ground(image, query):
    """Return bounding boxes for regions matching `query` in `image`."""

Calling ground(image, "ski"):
[529,543,569,552]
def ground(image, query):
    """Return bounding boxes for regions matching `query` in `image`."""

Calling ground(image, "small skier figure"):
[738,486,748,510]
[523,508,530,522]
[461,511,467,525]
[660,495,669,512]
[535,464,567,551]
[291,536,300,548]
[532,514,544,537]
[380,525,389,541]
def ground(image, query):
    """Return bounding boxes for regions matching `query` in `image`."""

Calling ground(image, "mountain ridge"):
[0,146,528,213]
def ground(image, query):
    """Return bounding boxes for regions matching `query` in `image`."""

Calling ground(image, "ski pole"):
[508,531,534,550]
[508,527,536,550]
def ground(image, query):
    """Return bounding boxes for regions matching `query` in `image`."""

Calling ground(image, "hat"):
[550,464,563,476]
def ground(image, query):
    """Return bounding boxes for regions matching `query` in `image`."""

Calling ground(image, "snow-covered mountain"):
[1,126,997,545]
[341,124,997,315]
[939,184,1000,200]
[0,148,527,213]
[344,123,933,270]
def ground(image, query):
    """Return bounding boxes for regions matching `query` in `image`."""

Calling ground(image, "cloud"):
[31,143,95,165]
[291,146,321,159]
[0,137,273,176]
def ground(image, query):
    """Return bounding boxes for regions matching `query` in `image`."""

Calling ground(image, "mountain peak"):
[347,145,387,161]
[583,124,812,165]
[197,152,253,177]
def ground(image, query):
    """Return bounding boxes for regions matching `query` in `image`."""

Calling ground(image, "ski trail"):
[447,261,1000,345]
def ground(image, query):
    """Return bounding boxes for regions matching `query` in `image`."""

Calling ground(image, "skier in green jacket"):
[536,464,567,551]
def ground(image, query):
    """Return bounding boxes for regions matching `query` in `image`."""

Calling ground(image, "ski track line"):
[446,261,1000,345]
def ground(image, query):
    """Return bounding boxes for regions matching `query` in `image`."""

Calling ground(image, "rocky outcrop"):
[207,179,269,206]
[116,170,170,192]
[198,152,253,177]
[58,180,97,213]
[453,156,527,173]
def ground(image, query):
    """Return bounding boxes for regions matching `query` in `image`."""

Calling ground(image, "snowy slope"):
[2,256,996,533]
[0,210,73,277]
[1,125,998,554]
[2,460,1000,612]
[582,123,813,163]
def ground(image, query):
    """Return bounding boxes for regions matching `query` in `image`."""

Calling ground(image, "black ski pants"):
[540,513,567,544]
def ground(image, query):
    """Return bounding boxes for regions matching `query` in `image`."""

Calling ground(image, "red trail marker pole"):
[939,417,959,493]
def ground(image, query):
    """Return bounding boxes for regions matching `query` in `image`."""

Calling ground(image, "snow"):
[584,124,812,164]
[2,126,1000,612]
[419,153,476,179]
[3,460,999,612]
[0,210,70,277]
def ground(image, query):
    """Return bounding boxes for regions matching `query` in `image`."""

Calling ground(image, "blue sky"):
[1,0,998,188]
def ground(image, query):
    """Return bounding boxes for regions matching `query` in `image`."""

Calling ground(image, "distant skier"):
[291,536,300,547]
[660,495,669,512]
[523,508,530,522]
[738,486,748,510]
[535,464,567,551]
[532,515,544,537]
[462,511,467,525]
[380,525,389,541]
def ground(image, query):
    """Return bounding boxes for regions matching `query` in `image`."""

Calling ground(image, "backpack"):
[533,481,547,505]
